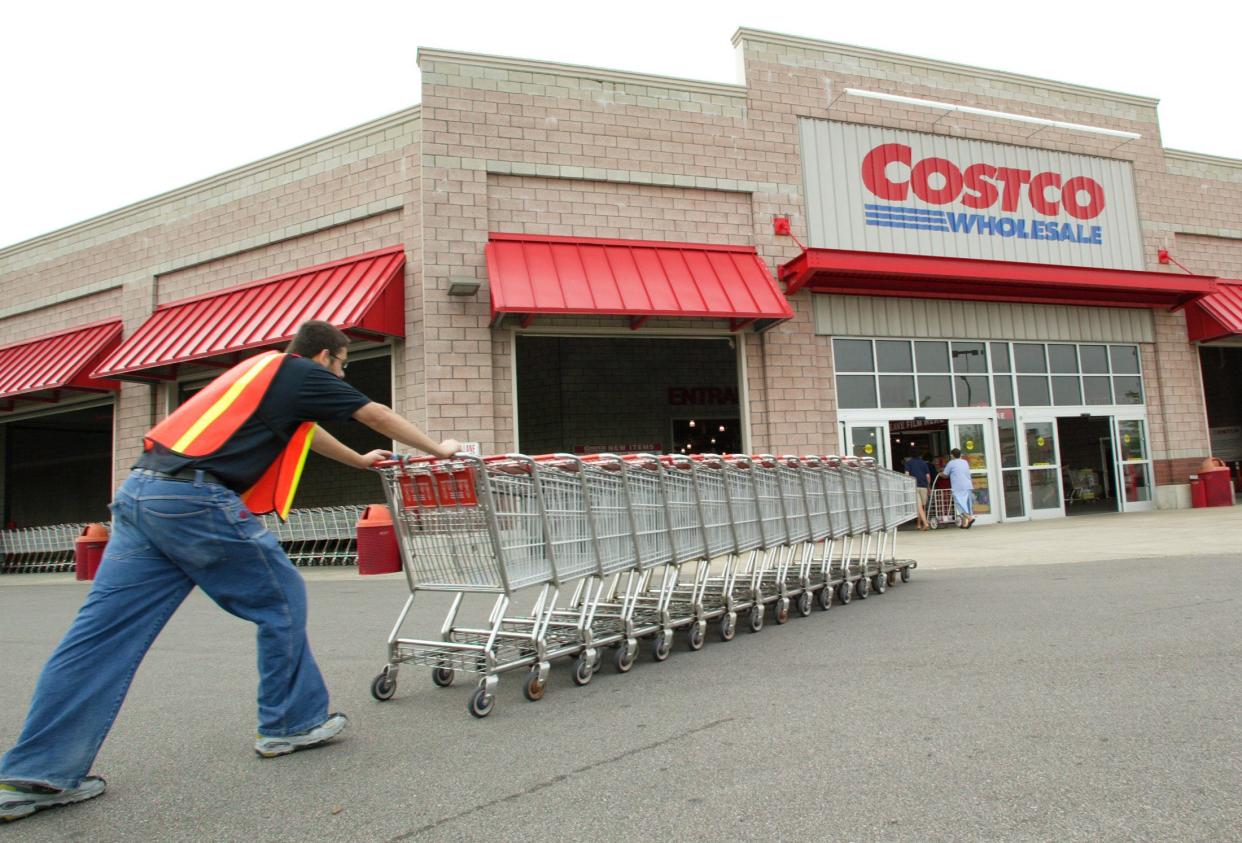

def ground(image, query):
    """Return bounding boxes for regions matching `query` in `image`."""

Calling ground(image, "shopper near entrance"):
[904,448,932,530]
[944,448,975,528]
[0,320,461,823]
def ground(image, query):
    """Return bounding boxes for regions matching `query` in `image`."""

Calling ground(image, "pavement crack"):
[386,716,737,841]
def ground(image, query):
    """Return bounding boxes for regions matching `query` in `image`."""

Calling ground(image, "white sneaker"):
[0,776,106,822]
[254,712,348,758]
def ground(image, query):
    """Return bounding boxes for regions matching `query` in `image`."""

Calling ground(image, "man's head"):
[951,448,962,459]
[288,320,350,377]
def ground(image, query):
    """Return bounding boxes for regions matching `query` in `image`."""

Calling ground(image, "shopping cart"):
[926,472,958,529]
[369,450,921,718]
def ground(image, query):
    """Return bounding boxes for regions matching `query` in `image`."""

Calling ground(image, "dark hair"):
[287,320,349,358]
[951,448,962,459]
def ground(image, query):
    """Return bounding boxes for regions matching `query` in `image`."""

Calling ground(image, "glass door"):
[1113,414,1154,512]
[1022,417,1064,519]
[842,421,890,467]
[950,419,997,524]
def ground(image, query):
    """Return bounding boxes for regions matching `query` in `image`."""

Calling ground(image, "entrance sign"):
[799,120,1144,269]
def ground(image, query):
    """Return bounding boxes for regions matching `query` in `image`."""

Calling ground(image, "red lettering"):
[860,143,912,201]
[668,388,686,405]
[1028,172,1061,216]
[960,163,998,209]
[910,157,963,205]
[1060,176,1106,220]
[993,168,1032,212]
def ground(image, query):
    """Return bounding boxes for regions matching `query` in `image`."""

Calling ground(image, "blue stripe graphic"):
[865,220,949,232]
[864,203,947,219]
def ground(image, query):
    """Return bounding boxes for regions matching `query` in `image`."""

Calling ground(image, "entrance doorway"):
[2,403,114,527]
[1055,416,1118,516]
[516,335,741,455]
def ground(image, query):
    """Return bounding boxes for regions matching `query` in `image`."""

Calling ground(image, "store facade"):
[2,28,1240,530]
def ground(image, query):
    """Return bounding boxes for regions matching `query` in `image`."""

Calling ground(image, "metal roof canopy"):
[780,248,1217,310]
[93,246,406,382]
[0,320,123,412]
[485,233,793,332]
[1185,280,1242,343]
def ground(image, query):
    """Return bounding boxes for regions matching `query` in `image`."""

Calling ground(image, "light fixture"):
[447,277,481,296]
[718,424,726,432]
[842,89,1141,141]
[688,420,696,428]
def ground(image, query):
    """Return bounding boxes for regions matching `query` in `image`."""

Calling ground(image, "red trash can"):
[1197,458,1235,507]
[356,504,401,575]
[74,523,110,581]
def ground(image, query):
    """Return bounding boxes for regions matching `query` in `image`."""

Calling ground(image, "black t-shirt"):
[135,355,372,493]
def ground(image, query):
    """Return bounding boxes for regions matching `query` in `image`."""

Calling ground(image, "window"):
[834,339,1145,413]
[834,339,874,372]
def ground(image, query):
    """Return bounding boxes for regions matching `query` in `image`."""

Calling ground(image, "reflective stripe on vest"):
[143,351,314,519]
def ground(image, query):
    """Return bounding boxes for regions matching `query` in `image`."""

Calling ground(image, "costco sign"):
[800,120,1144,269]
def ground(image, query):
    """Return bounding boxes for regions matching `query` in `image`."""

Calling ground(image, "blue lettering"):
[978,216,995,235]
[1031,220,1046,240]
[997,217,1015,237]
[1015,218,1029,239]
[946,213,980,233]
[1060,223,1076,242]
[1089,225,1102,245]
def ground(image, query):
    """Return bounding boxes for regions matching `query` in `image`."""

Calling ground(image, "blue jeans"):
[0,471,329,790]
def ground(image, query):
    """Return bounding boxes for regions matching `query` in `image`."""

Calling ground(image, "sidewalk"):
[895,505,1242,570]
[2,507,1238,588]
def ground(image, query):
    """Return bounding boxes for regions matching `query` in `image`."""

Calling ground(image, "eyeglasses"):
[330,353,349,372]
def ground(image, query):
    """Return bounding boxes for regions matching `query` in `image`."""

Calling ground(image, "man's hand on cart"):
[435,439,462,458]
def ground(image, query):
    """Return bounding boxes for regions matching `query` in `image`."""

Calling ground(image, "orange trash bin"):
[74,523,110,581]
[356,504,401,575]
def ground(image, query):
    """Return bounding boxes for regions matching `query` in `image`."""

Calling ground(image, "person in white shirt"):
[943,448,975,529]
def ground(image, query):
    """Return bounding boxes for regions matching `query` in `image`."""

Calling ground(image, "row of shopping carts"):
[369,452,918,717]
[0,523,91,574]
[0,506,364,574]
[258,505,364,567]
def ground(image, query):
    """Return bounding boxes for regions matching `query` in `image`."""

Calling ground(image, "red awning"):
[485,233,793,331]
[780,248,1217,309]
[1185,280,1242,342]
[0,320,123,411]
[94,246,405,381]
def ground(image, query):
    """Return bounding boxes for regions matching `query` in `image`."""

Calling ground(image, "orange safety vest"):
[143,351,315,520]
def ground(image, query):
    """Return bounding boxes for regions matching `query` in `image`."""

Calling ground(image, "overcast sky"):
[2,0,1237,250]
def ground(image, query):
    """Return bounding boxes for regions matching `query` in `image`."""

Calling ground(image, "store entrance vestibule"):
[1056,415,1118,515]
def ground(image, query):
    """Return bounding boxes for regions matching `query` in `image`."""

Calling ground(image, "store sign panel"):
[799,119,1144,270]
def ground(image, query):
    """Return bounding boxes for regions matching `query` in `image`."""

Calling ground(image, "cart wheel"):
[614,645,636,673]
[719,613,736,642]
[652,632,672,662]
[431,666,455,688]
[901,567,912,583]
[836,581,852,605]
[688,622,706,651]
[571,650,591,685]
[774,599,790,625]
[856,576,870,599]
[572,654,593,686]
[468,686,495,718]
[370,672,397,701]
[522,668,546,702]
[872,573,887,594]
[796,592,813,617]
[748,607,764,633]
[887,571,898,587]
[928,520,938,530]
[817,586,832,611]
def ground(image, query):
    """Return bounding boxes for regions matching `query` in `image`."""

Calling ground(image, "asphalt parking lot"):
[2,552,1240,841]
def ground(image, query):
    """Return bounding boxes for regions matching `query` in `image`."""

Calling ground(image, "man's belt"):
[135,467,226,487]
